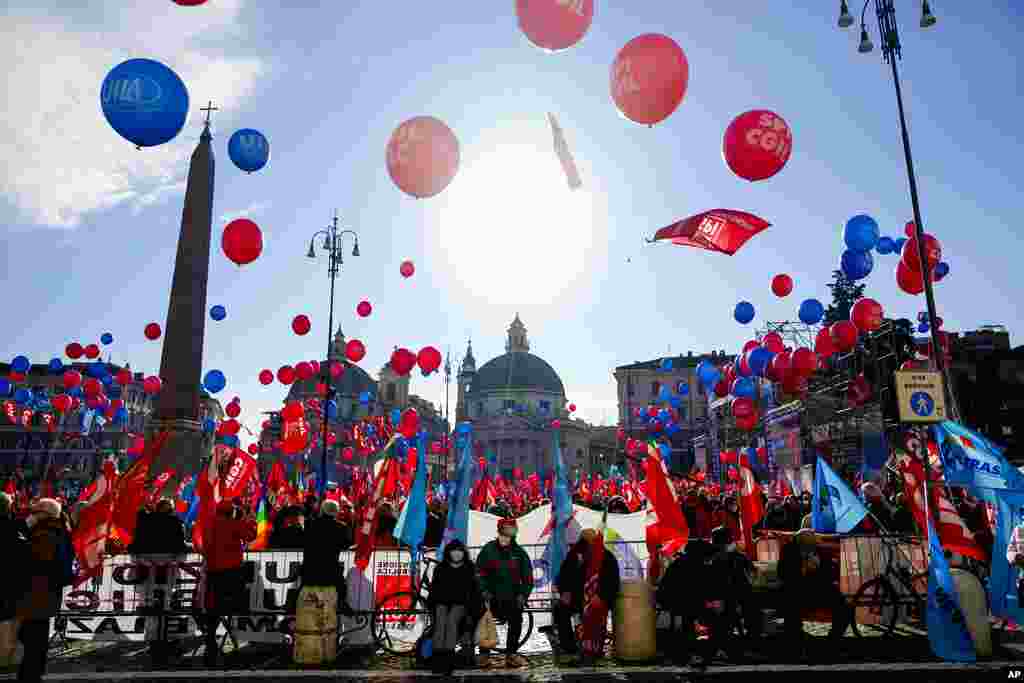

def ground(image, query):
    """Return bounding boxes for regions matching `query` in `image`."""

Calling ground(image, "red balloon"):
[83,344,100,360]
[65,343,83,359]
[390,348,417,376]
[356,300,372,317]
[247,444,258,455]
[830,320,859,352]
[904,220,916,238]
[386,116,460,198]
[330,361,344,378]
[52,394,71,413]
[277,365,296,385]
[343,447,354,461]
[647,406,658,418]
[345,339,366,363]
[416,346,442,375]
[310,360,320,375]
[400,260,415,278]
[173,0,208,5]
[741,340,760,354]
[515,0,593,51]
[399,408,420,439]
[292,315,311,336]
[83,378,101,398]
[282,401,304,421]
[143,376,162,394]
[814,327,835,358]
[767,350,791,382]
[62,370,82,390]
[610,34,689,126]
[551,419,562,429]
[791,347,817,377]
[295,361,314,381]
[144,323,162,340]
[221,419,241,436]
[723,110,793,182]
[714,378,729,398]
[737,413,759,431]
[316,382,328,397]
[896,259,925,295]
[850,297,885,333]
[770,273,794,297]
[112,369,130,386]
[731,397,755,420]
[761,332,785,354]
[782,372,808,397]
[259,369,274,385]
[901,234,942,273]
[226,402,241,418]
[568,403,576,413]
[723,363,736,386]
[222,218,263,266]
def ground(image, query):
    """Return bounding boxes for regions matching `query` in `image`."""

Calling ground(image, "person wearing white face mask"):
[426,540,483,674]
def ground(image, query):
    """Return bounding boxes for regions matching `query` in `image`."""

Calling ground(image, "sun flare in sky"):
[435,141,600,308]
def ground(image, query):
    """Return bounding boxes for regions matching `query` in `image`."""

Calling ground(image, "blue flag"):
[926,520,976,662]
[812,456,868,534]
[542,431,573,586]
[989,490,1024,620]
[934,421,1024,503]
[396,432,429,566]
[440,430,479,556]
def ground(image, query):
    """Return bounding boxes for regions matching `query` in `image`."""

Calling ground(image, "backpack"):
[53,531,76,588]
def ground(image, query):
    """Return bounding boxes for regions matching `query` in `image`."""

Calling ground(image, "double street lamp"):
[306,212,360,497]
[835,1,954,414]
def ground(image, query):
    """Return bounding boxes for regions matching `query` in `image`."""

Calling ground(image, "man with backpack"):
[16,498,73,683]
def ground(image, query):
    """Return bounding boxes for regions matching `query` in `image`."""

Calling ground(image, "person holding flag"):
[552,528,620,667]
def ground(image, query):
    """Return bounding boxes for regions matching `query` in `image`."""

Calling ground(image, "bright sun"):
[436,143,597,306]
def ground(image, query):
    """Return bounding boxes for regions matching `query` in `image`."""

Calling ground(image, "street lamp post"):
[306,211,360,498]
[835,0,955,415]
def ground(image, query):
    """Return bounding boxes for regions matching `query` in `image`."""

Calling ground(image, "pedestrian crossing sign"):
[894,370,946,423]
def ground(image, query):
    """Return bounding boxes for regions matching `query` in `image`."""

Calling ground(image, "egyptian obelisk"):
[147,103,217,478]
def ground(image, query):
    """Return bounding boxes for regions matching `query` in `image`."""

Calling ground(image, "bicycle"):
[851,534,928,637]
[372,553,534,656]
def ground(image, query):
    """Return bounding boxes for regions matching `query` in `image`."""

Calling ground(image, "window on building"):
[627,376,635,397]
[651,381,660,397]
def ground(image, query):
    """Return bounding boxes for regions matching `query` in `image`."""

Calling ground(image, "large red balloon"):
[66,343,83,359]
[277,365,296,385]
[761,332,785,354]
[771,273,793,297]
[830,320,859,352]
[399,408,420,439]
[259,369,274,385]
[63,370,82,390]
[610,34,689,126]
[292,315,311,336]
[791,347,817,377]
[346,339,366,363]
[731,397,755,420]
[52,394,71,413]
[417,346,442,374]
[723,110,793,182]
[850,297,884,333]
[144,323,162,340]
[767,350,791,382]
[83,378,102,397]
[896,259,925,295]
[814,327,835,358]
[390,348,417,376]
[222,219,263,266]
[901,234,942,273]
[515,0,594,51]
[386,116,460,198]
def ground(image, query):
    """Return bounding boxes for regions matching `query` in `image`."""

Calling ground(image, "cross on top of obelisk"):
[200,101,218,126]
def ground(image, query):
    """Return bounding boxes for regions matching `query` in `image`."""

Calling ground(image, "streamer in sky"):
[547,112,582,190]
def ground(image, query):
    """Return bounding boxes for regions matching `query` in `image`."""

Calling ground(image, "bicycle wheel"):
[372,591,431,656]
[517,610,534,651]
[852,577,898,637]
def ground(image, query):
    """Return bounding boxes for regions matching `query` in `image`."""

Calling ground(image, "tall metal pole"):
[320,214,339,499]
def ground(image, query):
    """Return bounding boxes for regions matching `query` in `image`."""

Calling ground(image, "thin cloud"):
[220,200,271,223]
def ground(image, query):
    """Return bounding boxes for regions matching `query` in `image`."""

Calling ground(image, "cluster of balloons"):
[915,310,945,335]
[385,346,442,377]
[894,221,948,296]
[840,214,879,281]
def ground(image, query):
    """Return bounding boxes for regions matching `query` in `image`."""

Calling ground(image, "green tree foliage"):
[824,269,866,325]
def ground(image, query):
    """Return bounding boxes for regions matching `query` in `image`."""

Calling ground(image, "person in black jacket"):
[426,539,483,674]
[551,529,620,667]
[422,500,445,549]
[299,500,353,609]
[778,529,850,661]
[269,506,306,550]
[656,539,716,666]
[147,498,189,555]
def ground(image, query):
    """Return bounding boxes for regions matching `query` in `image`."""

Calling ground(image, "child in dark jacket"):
[427,540,484,674]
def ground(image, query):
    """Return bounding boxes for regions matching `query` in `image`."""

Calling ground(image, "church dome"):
[472,352,565,396]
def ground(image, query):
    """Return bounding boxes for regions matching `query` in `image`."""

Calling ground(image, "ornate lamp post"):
[306,212,360,496]
[834,1,954,413]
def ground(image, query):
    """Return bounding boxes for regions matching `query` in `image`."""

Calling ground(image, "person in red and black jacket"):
[202,499,257,667]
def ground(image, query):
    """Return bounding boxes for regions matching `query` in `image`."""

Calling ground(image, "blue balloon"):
[732,377,756,399]
[114,407,129,423]
[894,237,908,254]
[203,417,216,433]
[657,408,671,422]
[391,408,401,425]
[327,400,338,419]
[0,378,10,397]
[918,322,930,333]
[48,358,64,374]
[659,358,673,371]
[457,422,472,435]
[917,311,928,323]
[658,442,671,458]
[844,214,880,252]
[669,396,682,409]
[841,248,874,280]
[934,261,950,280]
[734,301,755,325]
[359,391,371,405]
[798,298,824,325]
[228,128,270,173]
[676,381,689,396]
[222,435,239,448]
[101,332,114,345]
[101,59,189,148]
[11,355,29,374]
[876,236,896,255]
[210,305,227,321]
[658,386,672,402]
[203,369,226,394]
[748,347,773,376]
[13,388,31,405]
[100,374,113,387]
[68,386,83,398]
[88,361,107,378]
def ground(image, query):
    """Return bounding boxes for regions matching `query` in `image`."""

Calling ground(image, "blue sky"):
[1,1,1022,436]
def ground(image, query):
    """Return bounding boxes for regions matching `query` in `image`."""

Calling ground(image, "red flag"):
[220,449,258,500]
[898,453,986,562]
[110,431,169,548]
[651,209,771,256]
[147,468,176,506]
[72,460,116,586]
[737,453,765,559]
[643,444,689,559]
[354,457,401,571]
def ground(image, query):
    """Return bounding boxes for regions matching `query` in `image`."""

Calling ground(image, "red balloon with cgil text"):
[610,34,689,126]
[515,0,594,52]
[386,116,460,198]
[222,219,263,266]
[723,110,792,182]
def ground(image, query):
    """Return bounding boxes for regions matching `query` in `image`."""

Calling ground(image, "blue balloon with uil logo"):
[228,128,270,173]
[101,58,189,148]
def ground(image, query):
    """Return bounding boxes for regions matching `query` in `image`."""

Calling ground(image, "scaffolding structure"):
[755,320,820,350]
